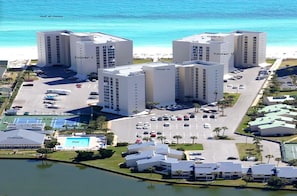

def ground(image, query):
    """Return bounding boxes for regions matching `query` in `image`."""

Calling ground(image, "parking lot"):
[111,66,284,165]
[12,66,98,116]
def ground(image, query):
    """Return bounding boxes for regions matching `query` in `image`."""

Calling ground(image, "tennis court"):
[13,117,43,124]
[51,117,80,129]
[282,143,297,162]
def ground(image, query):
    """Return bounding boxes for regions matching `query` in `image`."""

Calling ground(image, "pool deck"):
[56,136,104,151]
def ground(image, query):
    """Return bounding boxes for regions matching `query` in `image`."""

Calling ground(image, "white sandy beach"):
[0,45,296,61]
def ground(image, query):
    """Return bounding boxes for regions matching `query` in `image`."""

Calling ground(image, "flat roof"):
[175,32,230,43]
[71,32,129,43]
[101,62,174,77]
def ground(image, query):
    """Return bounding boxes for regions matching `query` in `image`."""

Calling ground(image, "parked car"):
[227,156,238,160]
[163,123,170,127]
[203,123,211,128]
[150,116,157,121]
[184,123,190,127]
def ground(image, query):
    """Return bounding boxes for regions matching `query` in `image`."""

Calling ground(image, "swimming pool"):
[64,137,90,148]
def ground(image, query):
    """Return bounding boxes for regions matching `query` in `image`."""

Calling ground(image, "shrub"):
[116,142,129,147]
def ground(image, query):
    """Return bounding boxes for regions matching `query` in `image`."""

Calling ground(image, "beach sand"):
[0,46,296,61]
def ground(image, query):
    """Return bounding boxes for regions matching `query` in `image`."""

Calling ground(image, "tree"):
[212,127,221,137]
[146,102,159,113]
[193,103,200,113]
[173,135,182,144]
[265,154,274,164]
[143,137,151,142]
[221,126,228,136]
[253,136,262,148]
[275,157,282,166]
[174,170,184,179]
[147,166,155,178]
[288,159,297,166]
[157,136,166,144]
[253,136,263,162]
[96,115,107,130]
[267,176,288,188]
[190,136,197,144]
[217,99,228,116]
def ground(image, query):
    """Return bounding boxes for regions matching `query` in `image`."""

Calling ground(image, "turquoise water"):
[65,137,90,147]
[0,0,297,48]
[0,160,296,196]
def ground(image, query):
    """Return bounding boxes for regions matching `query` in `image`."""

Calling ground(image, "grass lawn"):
[280,59,297,68]
[0,149,37,158]
[266,58,276,65]
[169,143,203,151]
[236,143,261,161]
[133,58,153,64]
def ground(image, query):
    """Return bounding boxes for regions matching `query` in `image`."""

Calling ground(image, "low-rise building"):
[217,162,243,179]
[276,166,297,184]
[263,95,295,105]
[0,129,45,149]
[125,150,155,168]
[171,160,195,179]
[194,163,218,181]
[249,164,276,182]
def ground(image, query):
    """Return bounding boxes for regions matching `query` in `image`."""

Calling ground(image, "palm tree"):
[221,126,228,136]
[212,127,221,137]
[275,157,282,166]
[190,136,198,144]
[146,102,159,113]
[174,170,184,179]
[217,99,228,116]
[147,166,155,178]
[265,154,274,164]
[253,136,262,149]
[173,135,182,144]
[143,137,151,142]
[193,103,200,113]
[157,136,166,144]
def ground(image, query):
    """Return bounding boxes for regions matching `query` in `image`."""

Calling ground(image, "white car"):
[203,123,211,128]
[239,84,245,89]
[150,116,157,121]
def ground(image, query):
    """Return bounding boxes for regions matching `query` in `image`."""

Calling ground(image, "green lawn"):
[280,59,297,68]
[236,143,262,161]
[133,58,153,64]
[169,143,203,151]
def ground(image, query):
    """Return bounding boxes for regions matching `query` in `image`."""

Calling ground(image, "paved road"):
[111,62,286,166]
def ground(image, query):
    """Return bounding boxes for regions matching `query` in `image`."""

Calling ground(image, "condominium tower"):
[173,33,234,74]
[98,65,146,116]
[173,30,266,73]
[233,30,266,68]
[37,30,133,75]
[36,30,72,67]
[70,32,133,75]
[177,61,224,103]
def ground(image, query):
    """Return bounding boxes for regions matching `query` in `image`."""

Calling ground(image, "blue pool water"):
[65,137,90,148]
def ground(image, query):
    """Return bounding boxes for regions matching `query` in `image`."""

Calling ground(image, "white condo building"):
[98,62,176,116]
[177,61,224,104]
[173,33,234,74]
[37,30,72,67]
[69,32,133,75]
[37,30,133,76]
[98,65,146,116]
[142,63,176,107]
[173,30,266,73]
[233,30,266,68]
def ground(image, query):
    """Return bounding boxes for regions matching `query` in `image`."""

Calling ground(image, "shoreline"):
[1,156,296,192]
[0,46,296,61]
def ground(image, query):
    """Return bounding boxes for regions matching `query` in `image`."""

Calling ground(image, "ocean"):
[0,0,297,49]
